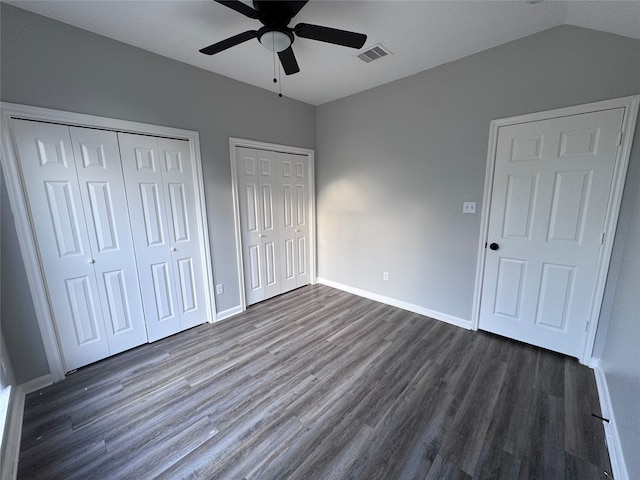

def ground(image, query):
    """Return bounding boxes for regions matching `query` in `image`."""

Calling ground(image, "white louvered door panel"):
[11,120,110,370]
[479,108,625,357]
[69,127,148,354]
[119,133,181,342]
[157,138,208,330]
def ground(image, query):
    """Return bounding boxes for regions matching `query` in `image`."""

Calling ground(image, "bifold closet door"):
[278,152,310,292]
[236,147,282,305]
[68,127,148,354]
[119,133,208,341]
[236,147,310,305]
[11,120,147,371]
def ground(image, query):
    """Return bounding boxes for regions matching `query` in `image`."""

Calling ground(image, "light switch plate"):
[463,202,476,214]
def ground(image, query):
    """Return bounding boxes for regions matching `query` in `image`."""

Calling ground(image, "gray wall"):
[0,4,316,381]
[1,167,19,389]
[316,25,640,322]
[600,164,640,478]
[1,175,48,383]
[316,24,640,478]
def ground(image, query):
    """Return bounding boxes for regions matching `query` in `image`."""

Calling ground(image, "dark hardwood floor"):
[18,285,612,479]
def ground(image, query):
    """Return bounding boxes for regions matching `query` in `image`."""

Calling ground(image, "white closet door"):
[12,120,110,370]
[69,127,148,354]
[278,152,310,291]
[157,138,207,330]
[236,147,282,305]
[119,133,181,341]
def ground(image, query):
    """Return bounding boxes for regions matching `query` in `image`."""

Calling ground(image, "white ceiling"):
[6,0,640,106]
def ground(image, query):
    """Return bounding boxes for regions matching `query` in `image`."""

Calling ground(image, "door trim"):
[0,102,216,382]
[471,95,640,364]
[229,137,316,312]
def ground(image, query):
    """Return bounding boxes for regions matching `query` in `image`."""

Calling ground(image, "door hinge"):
[617,131,623,146]
[600,232,606,245]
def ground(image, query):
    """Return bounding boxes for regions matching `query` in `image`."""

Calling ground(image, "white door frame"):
[0,102,216,382]
[471,95,640,365]
[229,137,316,312]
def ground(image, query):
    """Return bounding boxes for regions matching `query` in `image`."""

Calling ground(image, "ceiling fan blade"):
[278,47,300,75]
[294,23,367,49]
[215,0,259,19]
[199,30,257,55]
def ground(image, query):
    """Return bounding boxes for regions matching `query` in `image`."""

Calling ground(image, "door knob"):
[259,234,265,238]
[171,247,177,252]
[489,243,500,251]
[88,259,95,264]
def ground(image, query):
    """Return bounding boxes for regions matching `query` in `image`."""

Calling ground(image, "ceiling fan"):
[199,0,367,75]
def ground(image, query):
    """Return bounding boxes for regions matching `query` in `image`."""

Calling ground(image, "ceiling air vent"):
[357,43,392,63]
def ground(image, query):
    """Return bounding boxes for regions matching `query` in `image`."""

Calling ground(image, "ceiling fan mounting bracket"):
[253,1,297,29]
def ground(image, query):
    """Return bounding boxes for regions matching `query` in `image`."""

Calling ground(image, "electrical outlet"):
[383,272,389,281]
[216,284,224,295]
[463,201,477,214]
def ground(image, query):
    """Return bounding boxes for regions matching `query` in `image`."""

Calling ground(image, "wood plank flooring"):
[18,285,612,479]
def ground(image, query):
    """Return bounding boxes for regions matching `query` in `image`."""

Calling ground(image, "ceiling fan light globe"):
[259,30,291,52]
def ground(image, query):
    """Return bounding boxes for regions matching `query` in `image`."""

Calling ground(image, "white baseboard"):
[21,374,52,395]
[0,374,53,480]
[317,278,472,330]
[215,305,244,322]
[0,386,24,480]
[591,359,628,480]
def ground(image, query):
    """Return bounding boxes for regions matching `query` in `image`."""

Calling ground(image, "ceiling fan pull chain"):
[278,61,283,98]
[272,36,277,84]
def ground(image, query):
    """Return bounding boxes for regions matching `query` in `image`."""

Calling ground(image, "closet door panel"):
[279,152,310,289]
[258,152,283,300]
[69,127,148,353]
[293,157,310,286]
[236,147,265,305]
[157,139,208,329]
[278,155,298,293]
[119,133,181,342]
[236,147,283,305]
[12,120,110,370]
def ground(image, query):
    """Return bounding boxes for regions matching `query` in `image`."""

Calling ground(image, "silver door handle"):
[171,247,177,252]
[88,259,95,264]
[259,234,265,238]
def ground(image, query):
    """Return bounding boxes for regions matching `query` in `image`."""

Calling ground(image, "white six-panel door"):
[479,108,625,358]
[12,120,147,370]
[236,147,310,305]
[119,133,207,341]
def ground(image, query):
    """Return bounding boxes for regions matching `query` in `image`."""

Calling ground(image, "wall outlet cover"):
[463,202,477,214]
